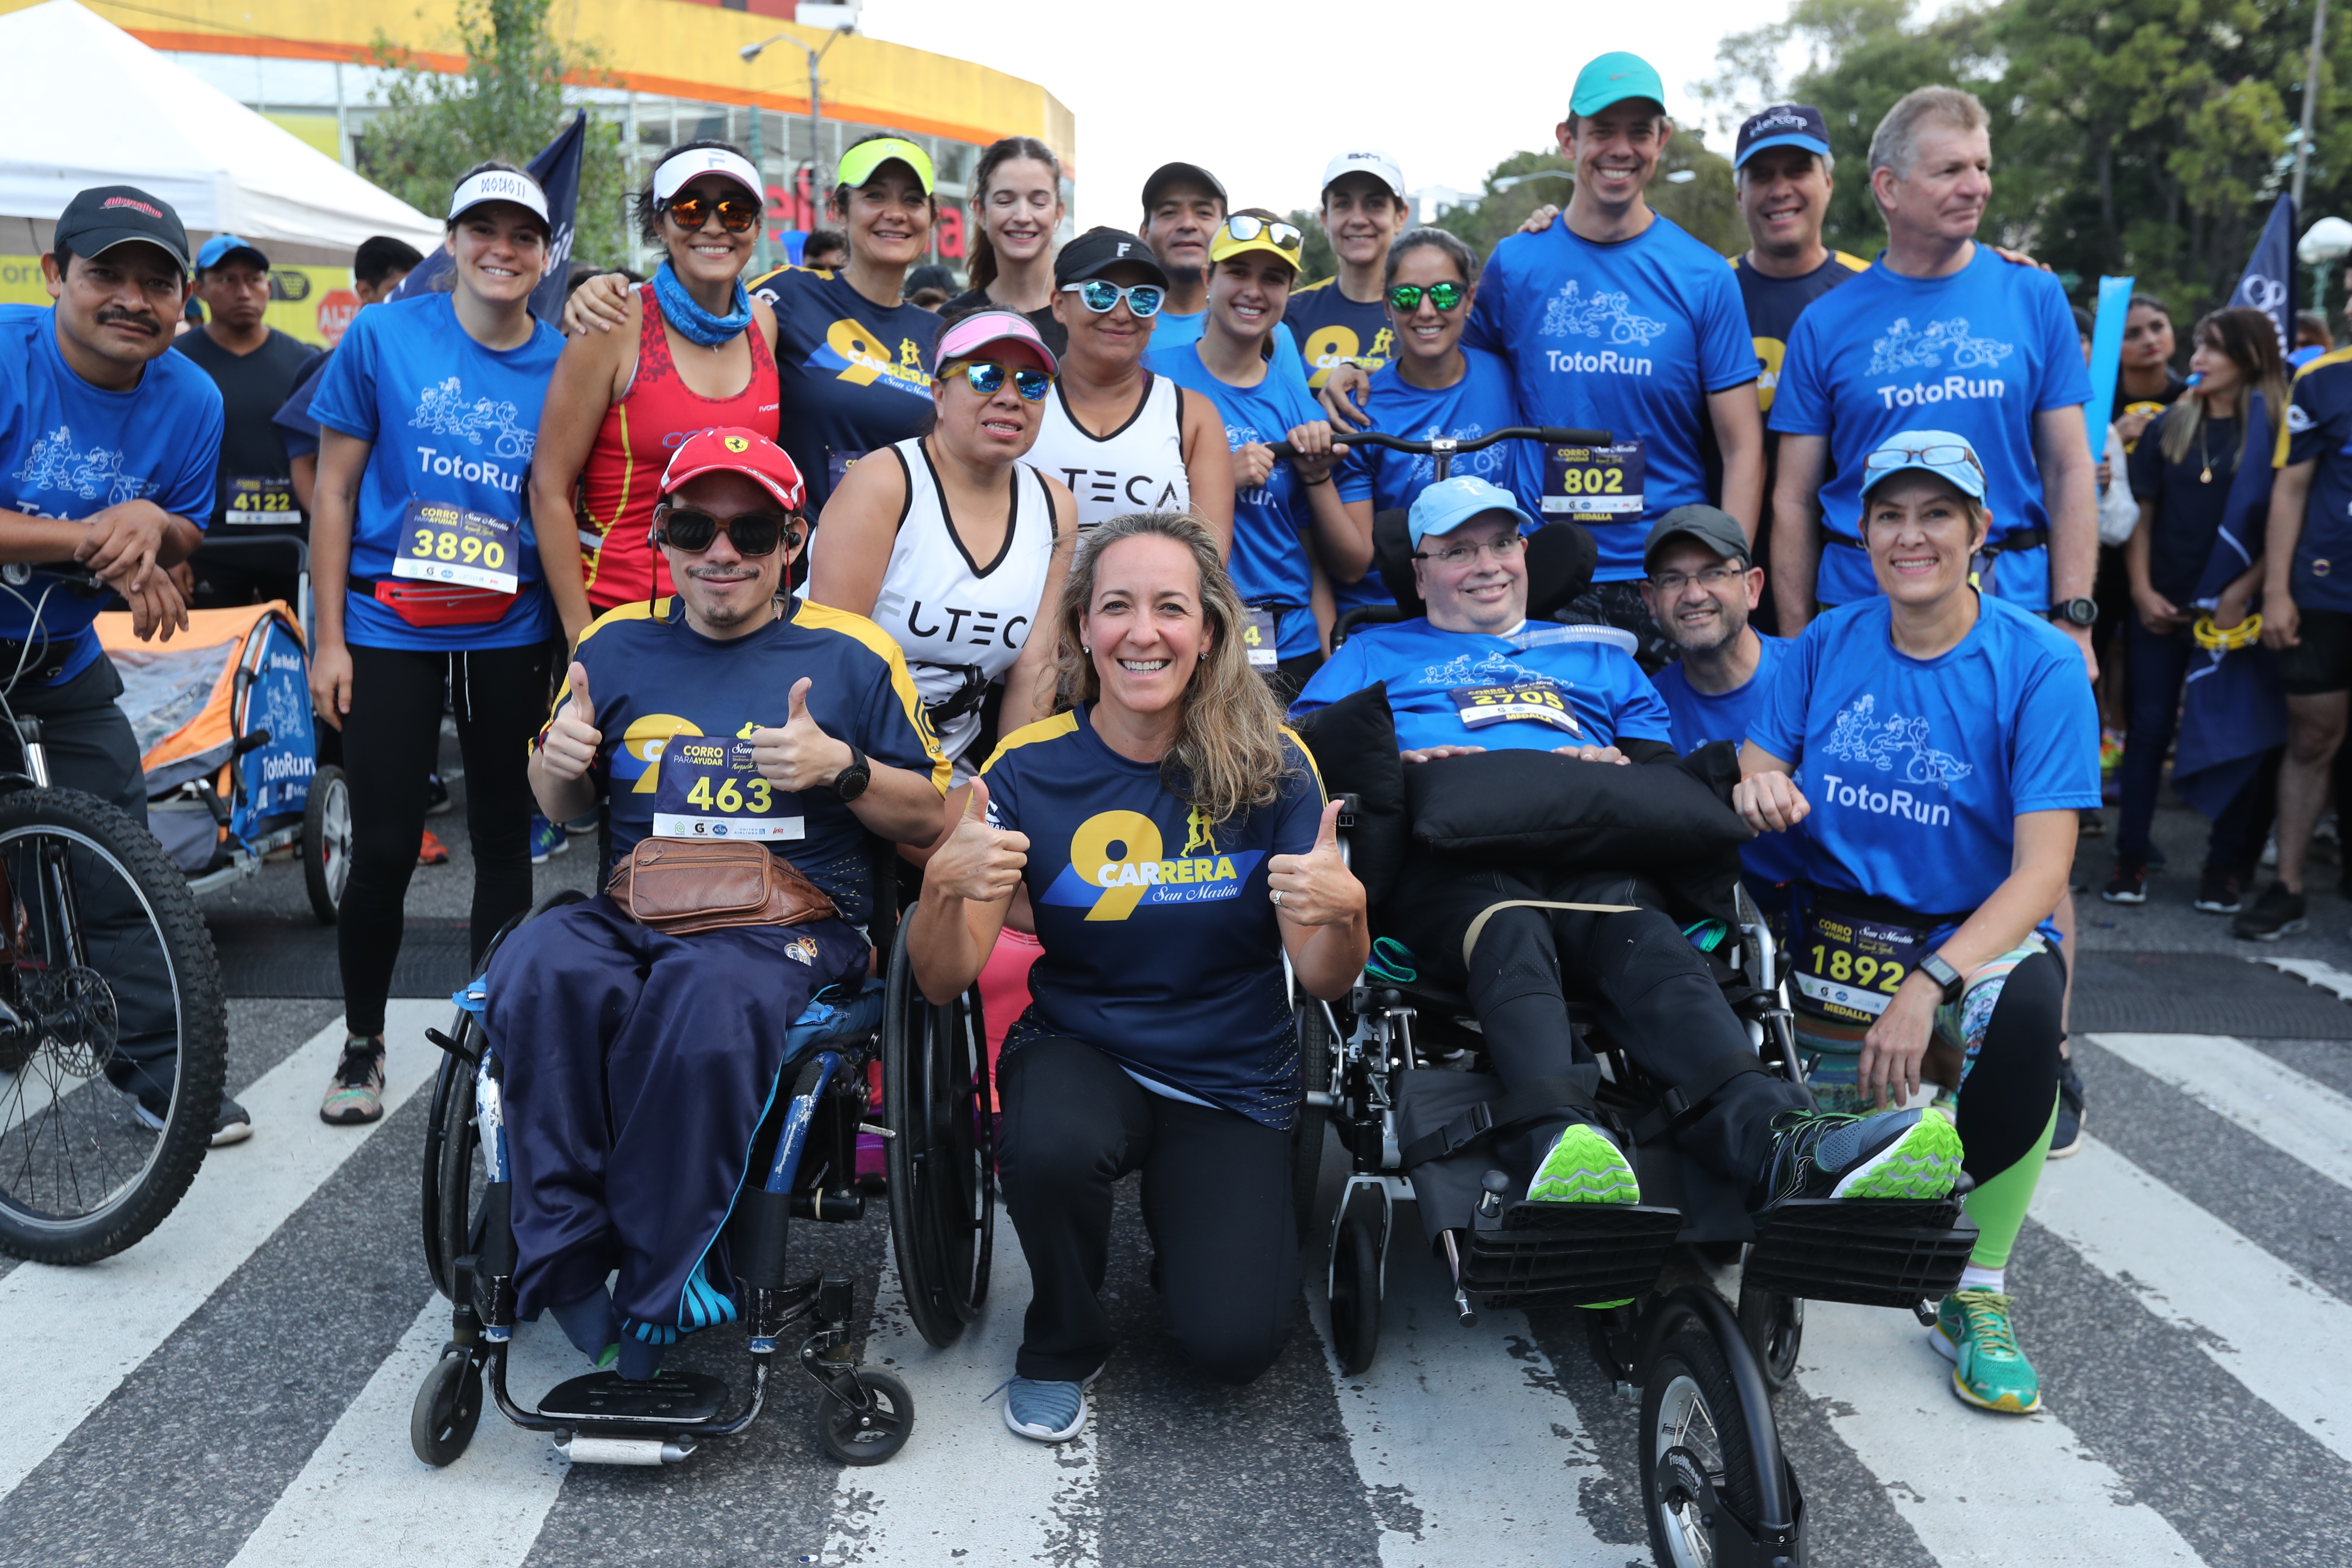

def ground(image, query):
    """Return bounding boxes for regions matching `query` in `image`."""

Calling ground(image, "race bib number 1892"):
[395,498,519,593]
[1792,907,1929,1024]
[1542,441,1646,519]
[652,733,804,841]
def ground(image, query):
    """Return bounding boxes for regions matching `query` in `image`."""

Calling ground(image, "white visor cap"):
[448,168,551,227]
[653,147,763,204]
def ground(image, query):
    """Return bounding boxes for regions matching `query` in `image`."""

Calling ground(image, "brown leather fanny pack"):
[605,838,837,936]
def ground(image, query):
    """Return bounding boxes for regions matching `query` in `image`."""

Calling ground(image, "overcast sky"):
[856,0,1799,227]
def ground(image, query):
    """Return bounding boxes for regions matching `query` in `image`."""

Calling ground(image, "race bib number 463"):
[1542,441,1645,518]
[395,499,519,593]
[652,733,803,840]
[1448,679,1582,734]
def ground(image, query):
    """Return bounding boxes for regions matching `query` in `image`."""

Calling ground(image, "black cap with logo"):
[53,185,192,275]
[1733,104,1833,171]
[1054,227,1173,289]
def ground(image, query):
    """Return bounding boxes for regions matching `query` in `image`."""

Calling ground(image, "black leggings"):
[1948,944,2067,1271]
[997,1036,1298,1385]
[339,641,553,1036]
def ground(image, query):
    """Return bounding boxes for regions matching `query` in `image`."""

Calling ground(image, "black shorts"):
[2275,604,2352,695]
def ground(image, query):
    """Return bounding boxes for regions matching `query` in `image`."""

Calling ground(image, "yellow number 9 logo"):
[1069,810,1163,922]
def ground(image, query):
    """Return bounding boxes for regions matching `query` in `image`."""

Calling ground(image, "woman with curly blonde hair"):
[908,509,1367,1443]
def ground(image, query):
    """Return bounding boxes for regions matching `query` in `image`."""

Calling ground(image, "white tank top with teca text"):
[1029,371,1192,533]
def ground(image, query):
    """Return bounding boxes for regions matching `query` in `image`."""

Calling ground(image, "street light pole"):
[741,24,854,262]
[2295,0,2330,209]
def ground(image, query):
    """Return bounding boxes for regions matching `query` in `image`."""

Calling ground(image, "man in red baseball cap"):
[484,425,951,1380]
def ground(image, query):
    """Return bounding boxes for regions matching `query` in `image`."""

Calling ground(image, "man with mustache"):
[1,184,245,1143]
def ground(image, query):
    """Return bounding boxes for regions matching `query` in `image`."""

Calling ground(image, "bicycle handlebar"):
[1265,425,1611,460]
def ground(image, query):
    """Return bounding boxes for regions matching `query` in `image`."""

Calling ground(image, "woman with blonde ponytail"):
[907,509,1367,1443]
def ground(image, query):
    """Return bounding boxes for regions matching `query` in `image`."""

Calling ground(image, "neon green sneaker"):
[1931,1289,2042,1413]
[1528,1122,1640,1309]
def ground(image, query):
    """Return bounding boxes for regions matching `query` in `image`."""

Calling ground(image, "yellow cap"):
[835,136,936,194]
[1208,215,1303,272]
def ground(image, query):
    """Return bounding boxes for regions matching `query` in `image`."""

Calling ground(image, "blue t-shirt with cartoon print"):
[1291,616,1672,752]
[979,704,1326,1129]
[1651,631,1807,895]
[1745,593,2099,930]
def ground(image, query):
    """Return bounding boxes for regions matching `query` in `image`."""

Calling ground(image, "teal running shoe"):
[1754,1107,1963,1207]
[1528,1122,1641,1205]
[1932,1289,2042,1413]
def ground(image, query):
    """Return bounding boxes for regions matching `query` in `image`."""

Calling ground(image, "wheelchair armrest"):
[1331,605,1403,652]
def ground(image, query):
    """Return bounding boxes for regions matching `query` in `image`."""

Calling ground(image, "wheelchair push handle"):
[1262,425,1614,461]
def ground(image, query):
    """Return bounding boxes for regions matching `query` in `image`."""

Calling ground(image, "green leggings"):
[1935,941,2066,1269]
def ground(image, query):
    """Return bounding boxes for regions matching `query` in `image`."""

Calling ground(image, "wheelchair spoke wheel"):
[1641,1331,1764,1568]
[1289,1003,1333,1242]
[882,918,993,1349]
[0,789,227,1265]
[1737,1285,1804,1393]
[815,1367,914,1466]
[410,1347,484,1467]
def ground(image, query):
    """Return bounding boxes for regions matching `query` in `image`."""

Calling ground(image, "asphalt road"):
[3,772,2349,1568]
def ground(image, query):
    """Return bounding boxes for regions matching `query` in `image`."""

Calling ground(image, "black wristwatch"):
[2048,596,2099,628]
[830,743,870,803]
[1918,952,1966,1005]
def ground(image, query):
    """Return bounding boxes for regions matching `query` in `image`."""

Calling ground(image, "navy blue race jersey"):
[746,266,940,513]
[1650,632,1807,891]
[2277,347,2352,612]
[1286,279,1395,391]
[2128,407,2245,604]
[0,304,222,682]
[550,595,949,928]
[979,705,1325,1129]
[1294,616,1671,753]
[1746,593,2099,939]
[1734,251,1868,418]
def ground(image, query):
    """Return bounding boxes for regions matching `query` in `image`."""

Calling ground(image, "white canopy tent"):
[0,0,441,266]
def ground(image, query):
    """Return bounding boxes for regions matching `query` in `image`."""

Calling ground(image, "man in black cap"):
[1137,161,1228,348]
[3,184,247,1143]
[173,233,321,609]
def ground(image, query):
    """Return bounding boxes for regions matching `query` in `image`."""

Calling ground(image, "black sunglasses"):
[654,506,800,556]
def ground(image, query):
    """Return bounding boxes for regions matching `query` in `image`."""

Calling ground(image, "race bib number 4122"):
[652,733,804,841]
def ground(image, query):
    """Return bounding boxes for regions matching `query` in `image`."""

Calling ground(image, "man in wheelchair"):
[486,428,949,1381]
[1291,476,1961,1214]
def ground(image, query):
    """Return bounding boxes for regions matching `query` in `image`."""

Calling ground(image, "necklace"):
[2199,420,2211,484]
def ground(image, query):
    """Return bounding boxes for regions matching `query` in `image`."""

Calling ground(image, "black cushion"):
[1288,683,1408,908]
[1405,745,1753,869]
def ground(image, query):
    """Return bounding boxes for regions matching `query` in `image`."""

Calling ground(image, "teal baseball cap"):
[1408,476,1534,547]
[1859,429,1988,501]
[1570,52,1667,117]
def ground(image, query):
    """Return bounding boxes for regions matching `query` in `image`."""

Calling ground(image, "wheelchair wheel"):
[410,1345,484,1467]
[0,786,228,1265]
[815,1367,915,1466]
[1289,1002,1334,1241]
[882,916,993,1350]
[301,765,351,925]
[1641,1330,1764,1568]
[1329,1212,1381,1376]
[1738,1284,1804,1393]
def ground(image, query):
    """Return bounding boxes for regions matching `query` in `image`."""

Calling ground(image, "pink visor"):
[932,309,1058,376]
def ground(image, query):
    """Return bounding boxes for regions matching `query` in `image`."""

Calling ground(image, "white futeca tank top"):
[1028,370,1191,532]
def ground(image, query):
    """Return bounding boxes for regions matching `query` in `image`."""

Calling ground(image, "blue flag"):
[2083,276,2134,456]
[2230,195,2297,356]
[2173,391,2287,818]
[385,110,589,327]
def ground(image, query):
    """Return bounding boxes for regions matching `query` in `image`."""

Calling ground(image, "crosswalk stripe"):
[2085,1032,2352,1194]
[1307,1228,1628,1567]
[0,999,444,1501]
[2034,1136,2352,1467]
[2255,956,2352,1002]
[225,1295,576,1566]
[821,1215,1102,1566]
[1794,1299,2206,1564]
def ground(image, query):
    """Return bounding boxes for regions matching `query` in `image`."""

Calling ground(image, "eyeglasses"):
[946,359,1054,402]
[1221,215,1303,252]
[1862,443,1986,478]
[661,194,761,234]
[1413,533,1527,567]
[1387,281,1465,314]
[1061,279,1166,318]
[653,506,799,556]
[1647,563,1746,593]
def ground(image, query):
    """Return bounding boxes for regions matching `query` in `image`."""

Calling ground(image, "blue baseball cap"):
[1408,476,1533,547]
[1570,52,1666,118]
[1734,104,1832,170]
[1859,429,1988,502]
[195,233,269,273]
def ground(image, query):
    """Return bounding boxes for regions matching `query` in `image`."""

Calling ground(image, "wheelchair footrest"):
[538,1368,730,1428]
[1459,1202,1682,1308]
[1741,1196,1977,1309]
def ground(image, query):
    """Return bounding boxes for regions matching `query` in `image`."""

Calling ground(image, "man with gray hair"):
[1766,86,2100,678]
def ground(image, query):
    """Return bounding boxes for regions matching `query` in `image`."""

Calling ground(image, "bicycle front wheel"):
[0,787,229,1264]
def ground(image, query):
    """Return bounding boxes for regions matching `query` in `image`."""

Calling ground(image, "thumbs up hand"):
[539,662,603,781]
[927,778,1029,903]
[750,676,855,791]
[1266,797,1364,930]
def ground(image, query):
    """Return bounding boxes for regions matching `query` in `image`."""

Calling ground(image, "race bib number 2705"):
[1447,679,1582,734]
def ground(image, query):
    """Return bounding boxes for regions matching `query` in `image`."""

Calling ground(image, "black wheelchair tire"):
[1738,1284,1804,1393]
[1289,1002,1334,1242]
[301,765,351,926]
[816,1368,914,1466]
[882,916,993,1350]
[410,1346,484,1466]
[1329,1212,1381,1376]
[1640,1329,1765,1568]
[0,786,228,1265]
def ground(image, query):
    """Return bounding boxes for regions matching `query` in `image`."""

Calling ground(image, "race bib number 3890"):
[652,733,803,841]
[395,498,519,593]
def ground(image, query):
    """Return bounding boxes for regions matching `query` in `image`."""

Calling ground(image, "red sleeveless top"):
[576,285,782,609]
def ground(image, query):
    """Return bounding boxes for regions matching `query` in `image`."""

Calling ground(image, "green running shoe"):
[1528,1122,1641,1205]
[1931,1289,2042,1414]
[1754,1106,1964,1206]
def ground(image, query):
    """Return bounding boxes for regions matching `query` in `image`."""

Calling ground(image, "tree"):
[358,0,628,270]
[1282,209,1341,286]
[1428,131,1740,263]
